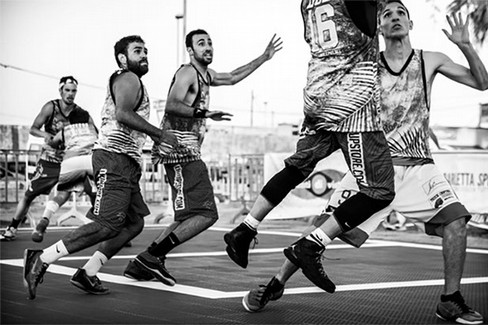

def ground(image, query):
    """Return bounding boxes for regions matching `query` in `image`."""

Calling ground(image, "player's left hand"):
[206,110,233,121]
[263,34,283,60]
[442,12,470,46]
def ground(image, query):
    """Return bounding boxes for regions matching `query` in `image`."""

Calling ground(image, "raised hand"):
[263,34,283,60]
[442,12,470,46]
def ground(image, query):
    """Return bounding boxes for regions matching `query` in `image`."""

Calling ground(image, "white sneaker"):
[1,227,18,241]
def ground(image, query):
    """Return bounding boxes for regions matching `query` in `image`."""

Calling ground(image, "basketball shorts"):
[25,159,61,199]
[86,150,150,232]
[284,130,394,201]
[57,154,93,192]
[323,164,470,247]
[164,160,218,222]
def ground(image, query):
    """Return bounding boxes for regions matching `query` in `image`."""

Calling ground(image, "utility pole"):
[250,90,254,127]
[182,0,187,65]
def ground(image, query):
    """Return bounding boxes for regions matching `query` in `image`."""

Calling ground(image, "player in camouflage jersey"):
[224,0,395,291]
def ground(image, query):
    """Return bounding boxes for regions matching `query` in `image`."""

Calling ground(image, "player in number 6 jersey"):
[224,0,395,291]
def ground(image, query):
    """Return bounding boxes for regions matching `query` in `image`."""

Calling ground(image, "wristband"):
[193,108,207,118]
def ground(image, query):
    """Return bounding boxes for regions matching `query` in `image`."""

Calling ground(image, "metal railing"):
[0,149,265,205]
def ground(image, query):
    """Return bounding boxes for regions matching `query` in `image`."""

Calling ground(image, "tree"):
[446,0,488,44]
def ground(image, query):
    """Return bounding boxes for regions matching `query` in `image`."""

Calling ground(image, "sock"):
[243,214,260,230]
[147,232,180,257]
[9,218,21,229]
[82,251,108,276]
[306,228,332,248]
[42,201,59,220]
[40,240,69,264]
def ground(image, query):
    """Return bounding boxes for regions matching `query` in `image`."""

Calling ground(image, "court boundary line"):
[2,259,487,299]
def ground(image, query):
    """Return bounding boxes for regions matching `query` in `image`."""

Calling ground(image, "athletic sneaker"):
[224,223,258,268]
[70,268,110,295]
[135,251,176,286]
[31,218,49,243]
[242,277,285,312]
[124,259,155,281]
[283,237,335,293]
[436,291,483,324]
[23,249,48,300]
[1,227,17,241]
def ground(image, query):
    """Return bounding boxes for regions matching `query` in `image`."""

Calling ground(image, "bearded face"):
[127,56,148,77]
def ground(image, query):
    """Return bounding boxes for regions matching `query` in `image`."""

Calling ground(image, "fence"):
[0,149,265,205]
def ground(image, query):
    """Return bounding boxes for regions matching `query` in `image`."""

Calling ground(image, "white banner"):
[264,150,488,221]
[432,150,488,214]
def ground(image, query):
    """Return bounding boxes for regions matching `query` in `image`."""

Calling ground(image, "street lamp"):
[175,14,184,67]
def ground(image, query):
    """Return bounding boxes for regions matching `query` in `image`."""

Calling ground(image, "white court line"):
[11,226,488,255]
[2,258,487,299]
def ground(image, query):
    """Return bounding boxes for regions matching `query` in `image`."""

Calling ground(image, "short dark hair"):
[114,35,145,67]
[185,29,208,49]
[381,0,410,19]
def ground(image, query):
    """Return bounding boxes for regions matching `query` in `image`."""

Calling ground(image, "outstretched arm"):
[210,34,283,86]
[437,12,488,90]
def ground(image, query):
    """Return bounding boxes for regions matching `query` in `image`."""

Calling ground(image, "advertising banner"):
[264,150,488,228]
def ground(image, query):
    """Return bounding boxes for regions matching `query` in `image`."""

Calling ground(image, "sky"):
[1,0,487,129]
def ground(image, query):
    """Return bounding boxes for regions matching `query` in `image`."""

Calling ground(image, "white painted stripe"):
[4,258,486,300]
[10,226,488,255]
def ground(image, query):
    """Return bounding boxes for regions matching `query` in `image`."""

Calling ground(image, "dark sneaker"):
[1,227,18,241]
[70,268,110,295]
[436,291,483,324]
[224,223,258,268]
[242,277,285,312]
[283,237,335,293]
[31,218,49,243]
[124,259,155,281]
[23,249,48,299]
[135,251,176,286]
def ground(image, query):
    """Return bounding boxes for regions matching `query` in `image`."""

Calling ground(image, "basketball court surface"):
[1,225,487,324]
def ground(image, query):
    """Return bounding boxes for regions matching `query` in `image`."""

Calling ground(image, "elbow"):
[115,110,129,124]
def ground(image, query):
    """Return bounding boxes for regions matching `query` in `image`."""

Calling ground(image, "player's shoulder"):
[113,69,139,83]
[422,50,451,68]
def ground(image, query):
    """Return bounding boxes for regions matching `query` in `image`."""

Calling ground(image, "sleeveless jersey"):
[379,49,433,165]
[302,0,381,133]
[94,70,150,166]
[39,100,83,163]
[152,64,211,164]
[62,123,98,160]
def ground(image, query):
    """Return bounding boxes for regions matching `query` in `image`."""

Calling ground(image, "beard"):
[194,52,212,66]
[127,58,149,77]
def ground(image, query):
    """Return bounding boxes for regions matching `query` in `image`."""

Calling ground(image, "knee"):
[261,165,307,206]
[334,193,392,231]
[52,191,71,205]
[126,217,145,236]
[444,218,467,239]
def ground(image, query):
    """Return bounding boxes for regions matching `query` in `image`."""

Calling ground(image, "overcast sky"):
[1,0,487,129]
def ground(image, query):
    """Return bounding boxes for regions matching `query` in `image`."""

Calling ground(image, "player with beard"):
[123,29,282,285]
[23,35,177,299]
